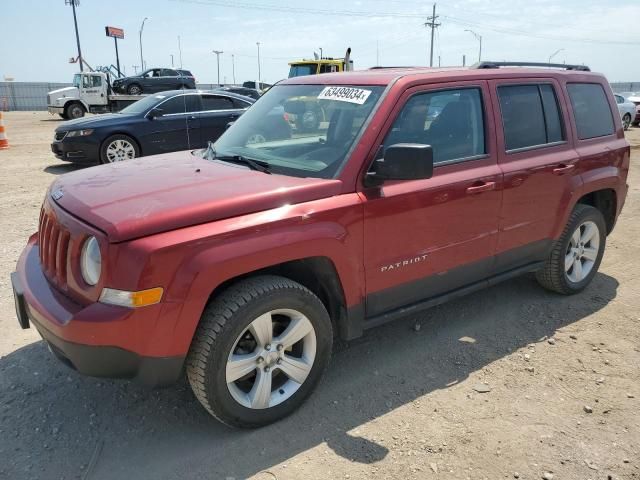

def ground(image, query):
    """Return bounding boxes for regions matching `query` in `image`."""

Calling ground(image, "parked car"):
[624,93,640,126]
[111,68,196,95]
[614,93,636,130]
[215,86,261,100]
[13,62,629,428]
[50,90,260,164]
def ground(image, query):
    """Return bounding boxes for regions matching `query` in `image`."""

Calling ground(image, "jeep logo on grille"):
[51,188,64,201]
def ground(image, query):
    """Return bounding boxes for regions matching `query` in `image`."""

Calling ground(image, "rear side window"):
[567,83,615,139]
[200,95,235,111]
[178,70,193,77]
[383,87,486,165]
[497,84,565,151]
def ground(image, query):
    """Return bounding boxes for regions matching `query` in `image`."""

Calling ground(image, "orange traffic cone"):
[0,112,9,149]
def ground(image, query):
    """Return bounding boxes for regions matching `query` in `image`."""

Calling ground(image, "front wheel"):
[623,113,632,131]
[64,102,85,120]
[186,275,333,428]
[536,204,606,294]
[100,134,140,163]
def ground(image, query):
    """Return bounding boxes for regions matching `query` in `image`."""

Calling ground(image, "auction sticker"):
[317,86,372,104]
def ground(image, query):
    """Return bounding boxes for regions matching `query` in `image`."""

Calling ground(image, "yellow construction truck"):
[288,48,353,78]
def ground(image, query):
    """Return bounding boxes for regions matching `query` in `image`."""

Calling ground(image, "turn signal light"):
[99,287,163,308]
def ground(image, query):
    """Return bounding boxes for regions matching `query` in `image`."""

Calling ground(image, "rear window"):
[497,84,565,151]
[567,83,615,140]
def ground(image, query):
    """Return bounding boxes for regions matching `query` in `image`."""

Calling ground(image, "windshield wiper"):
[200,141,270,174]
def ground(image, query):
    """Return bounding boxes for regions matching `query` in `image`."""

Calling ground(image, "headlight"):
[80,236,101,286]
[67,129,94,137]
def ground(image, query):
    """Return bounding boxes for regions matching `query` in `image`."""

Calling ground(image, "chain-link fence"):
[610,82,640,94]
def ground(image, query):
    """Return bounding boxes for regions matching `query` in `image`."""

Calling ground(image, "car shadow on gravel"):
[0,272,618,480]
[43,163,87,175]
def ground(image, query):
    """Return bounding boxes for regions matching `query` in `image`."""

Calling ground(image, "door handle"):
[552,164,575,175]
[466,181,496,194]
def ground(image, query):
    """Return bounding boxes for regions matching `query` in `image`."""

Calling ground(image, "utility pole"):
[438,55,441,67]
[212,50,223,86]
[139,17,148,72]
[132,65,139,74]
[178,36,183,68]
[170,54,174,67]
[424,4,440,67]
[462,54,466,67]
[66,0,83,72]
[376,40,379,66]
[231,54,236,84]
[319,47,323,59]
[256,42,262,87]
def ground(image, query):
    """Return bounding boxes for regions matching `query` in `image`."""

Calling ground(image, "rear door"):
[161,69,181,90]
[361,81,503,317]
[197,94,246,146]
[490,78,580,272]
[140,93,201,154]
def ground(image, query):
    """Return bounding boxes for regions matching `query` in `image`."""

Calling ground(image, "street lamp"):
[256,42,261,88]
[231,54,236,85]
[465,29,482,63]
[212,50,223,86]
[139,17,149,72]
[548,48,565,64]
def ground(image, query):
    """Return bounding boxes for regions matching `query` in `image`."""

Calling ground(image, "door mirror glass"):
[366,143,434,185]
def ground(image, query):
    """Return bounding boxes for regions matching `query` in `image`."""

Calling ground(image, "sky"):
[1,0,639,85]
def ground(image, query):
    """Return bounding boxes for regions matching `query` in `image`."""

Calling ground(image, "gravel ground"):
[0,111,639,480]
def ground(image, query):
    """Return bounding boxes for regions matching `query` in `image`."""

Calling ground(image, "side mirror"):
[147,108,163,119]
[365,143,434,186]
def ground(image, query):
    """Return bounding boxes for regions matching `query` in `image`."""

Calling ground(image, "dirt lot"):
[0,111,639,480]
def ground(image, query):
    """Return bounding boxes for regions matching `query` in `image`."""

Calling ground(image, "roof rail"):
[473,61,590,72]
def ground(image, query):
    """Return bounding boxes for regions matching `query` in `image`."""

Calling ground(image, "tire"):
[536,204,606,295]
[64,102,85,120]
[100,134,140,164]
[623,113,632,131]
[58,113,68,120]
[186,275,333,428]
[127,83,143,95]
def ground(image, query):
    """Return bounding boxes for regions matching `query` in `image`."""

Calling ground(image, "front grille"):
[38,208,71,290]
[54,131,67,141]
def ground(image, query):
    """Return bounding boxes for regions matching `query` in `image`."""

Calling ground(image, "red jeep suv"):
[12,61,629,427]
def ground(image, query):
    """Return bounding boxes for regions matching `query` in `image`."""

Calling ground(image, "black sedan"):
[111,68,196,95]
[51,90,291,164]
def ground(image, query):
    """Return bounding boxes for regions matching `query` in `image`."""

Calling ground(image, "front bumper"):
[48,106,64,115]
[11,238,184,386]
[51,137,100,164]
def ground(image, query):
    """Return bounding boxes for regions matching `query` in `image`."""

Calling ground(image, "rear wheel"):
[127,83,143,95]
[536,204,606,294]
[100,134,140,163]
[186,275,333,428]
[623,113,632,131]
[64,102,85,120]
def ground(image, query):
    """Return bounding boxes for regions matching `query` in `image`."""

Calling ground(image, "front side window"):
[615,94,624,105]
[498,84,565,151]
[82,75,102,88]
[212,84,384,178]
[383,87,486,165]
[288,64,317,78]
[159,94,200,114]
[567,83,615,140]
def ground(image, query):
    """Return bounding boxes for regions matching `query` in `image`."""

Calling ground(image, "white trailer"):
[47,71,145,119]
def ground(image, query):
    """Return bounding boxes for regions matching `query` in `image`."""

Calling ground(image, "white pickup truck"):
[47,71,145,119]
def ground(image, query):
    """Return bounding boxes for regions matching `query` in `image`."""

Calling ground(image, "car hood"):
[113,75,141,82]
[50,151,343,242]
[49,86,78,99]
[56,113,133,131]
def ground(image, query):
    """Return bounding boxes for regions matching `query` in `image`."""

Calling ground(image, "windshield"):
[118,93,169,114]
[288,65,317,78]
[212,84,384,178]
[72,74,81,88]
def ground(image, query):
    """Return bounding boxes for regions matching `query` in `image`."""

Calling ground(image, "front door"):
[141,93,201,154]
[81,74,106,106]
[489,79,579,272]
[361,81,503,317]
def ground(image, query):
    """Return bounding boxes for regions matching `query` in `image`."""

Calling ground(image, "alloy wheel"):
[105,139,136,162]
[565,220,600,283]
[226,308,316,409]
